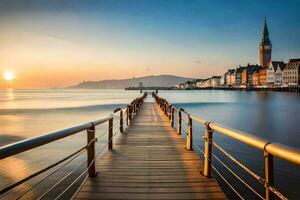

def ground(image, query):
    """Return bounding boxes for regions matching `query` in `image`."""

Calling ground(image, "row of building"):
[176,19,299,89]
[177,58,300,89]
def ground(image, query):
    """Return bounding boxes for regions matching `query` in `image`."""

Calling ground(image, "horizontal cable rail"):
[152,92,300,200]
[0,92,147,199]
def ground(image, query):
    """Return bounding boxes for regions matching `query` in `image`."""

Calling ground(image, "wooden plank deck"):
[74,98,226,200]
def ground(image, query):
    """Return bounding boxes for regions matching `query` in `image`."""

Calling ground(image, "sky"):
[0,0,299,88]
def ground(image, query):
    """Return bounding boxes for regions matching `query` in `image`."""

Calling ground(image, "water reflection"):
[158,90,300,198]
[1,157,29,182]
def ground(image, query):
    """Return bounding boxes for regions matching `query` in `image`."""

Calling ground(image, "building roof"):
[226,69,235,75]
[236,66,246,73]
[271,61,286,71]
[247,64,261,75]
[288,58,300,63]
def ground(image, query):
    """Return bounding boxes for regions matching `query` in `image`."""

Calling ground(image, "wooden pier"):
[1,92,299,200]
[74,99,226,199]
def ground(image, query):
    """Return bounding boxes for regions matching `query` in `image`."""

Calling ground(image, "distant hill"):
[69,75,195,89]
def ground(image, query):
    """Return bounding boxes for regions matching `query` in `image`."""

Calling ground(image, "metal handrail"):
[152,92,300,200]
[0,92,148,197]
[0,122,93,160]
[153,93,300,164]
[0,115,114,160]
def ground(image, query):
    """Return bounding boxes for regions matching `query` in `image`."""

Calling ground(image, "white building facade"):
[275,65,285,86]
[268,61,286,86]
[267,62,275,86]
[283,58,300,86]
[211,76,221,87]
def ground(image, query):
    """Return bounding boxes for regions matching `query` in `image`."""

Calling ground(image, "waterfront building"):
[242,64,261,86]
[196,79,204,88]
[252,69,260,86]
[226,70,231,86]
[178,83,186,89]
[221,72,229,86]
[267,61,286,86]
[225,69,235,86]
[211,76,221,87]
[220,75,225,86]
[267,62,276,86]
[185,81,197,89]
[235,66,246,86]
[283,58,300,86]
[230,69,236,86]
[258,67,267,86]
[241,68,247,86]
[195,79,205,88]
[204,78,212,87]
[274,62,286,86]
[259,18,272,68]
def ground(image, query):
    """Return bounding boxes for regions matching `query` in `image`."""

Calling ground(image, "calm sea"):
[0,89,141,199]
[0,89,299,199]
[158,90,300,199]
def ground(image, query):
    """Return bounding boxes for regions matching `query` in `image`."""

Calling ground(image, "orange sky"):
[1,1,299,89]
[0,29,227,88]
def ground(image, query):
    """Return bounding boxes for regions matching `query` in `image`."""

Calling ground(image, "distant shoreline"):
[125,86,300,93]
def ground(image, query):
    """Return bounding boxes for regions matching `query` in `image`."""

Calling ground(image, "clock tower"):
[259,18,272,68]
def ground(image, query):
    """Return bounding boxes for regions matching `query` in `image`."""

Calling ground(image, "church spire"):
[259,17,272,68]
[261,17,271,46]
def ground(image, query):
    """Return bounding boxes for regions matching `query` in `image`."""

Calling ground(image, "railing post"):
[168,105,172,120]
[178,109,182,135]
[186,114,193,150]
[129,105,133,121]
[135,100,137,113]
[132,103,135,115]
[164,103,168,115]
[87,124,97,177]
[108,117,113,149]
[126,105,129,126]
[120,110,123,133]
[203,124,213,177]
[134,101,137,113]
[264,151,274,200]
[170,106,174,127]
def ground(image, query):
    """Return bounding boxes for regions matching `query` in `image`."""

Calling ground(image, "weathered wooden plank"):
[75,192,227,199]
[79,186,223,193]
[80,181,220,188]
[74,100,226,200]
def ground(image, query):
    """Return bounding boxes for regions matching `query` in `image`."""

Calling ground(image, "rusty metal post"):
[120,110,123,133]
[203,124,213,177]
[108,118,113,150]
[87,125,97,177]
[170,106,174,127]
[178,109,182,135]
[264,151,274,200]
[186,115,193,150]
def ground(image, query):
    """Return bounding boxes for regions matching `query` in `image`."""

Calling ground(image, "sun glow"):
[3,70,15,81]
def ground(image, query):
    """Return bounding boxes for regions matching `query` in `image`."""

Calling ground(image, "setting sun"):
[3,70,15,81]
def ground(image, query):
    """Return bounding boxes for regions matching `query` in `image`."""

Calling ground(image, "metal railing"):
[0,93,147,199]
[153,92,300,200]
